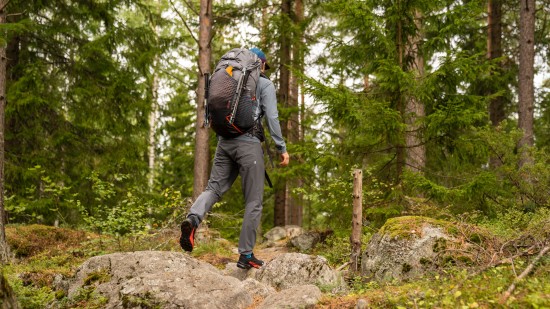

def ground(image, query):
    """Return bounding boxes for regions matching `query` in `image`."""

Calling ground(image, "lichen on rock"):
[361,216,498,281]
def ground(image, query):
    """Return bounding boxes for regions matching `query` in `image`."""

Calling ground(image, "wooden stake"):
[350,169,363,273]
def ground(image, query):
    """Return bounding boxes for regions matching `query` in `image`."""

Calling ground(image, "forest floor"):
[2,224,549,308]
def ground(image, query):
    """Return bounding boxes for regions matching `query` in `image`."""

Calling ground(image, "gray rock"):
[284,225,304,239]
[241,278,276,298]
[222,262,259,281]
[290,232,321,251]
[258,284,322,309]
[361,216,454,281]
[257,253,343,290]
[66,251,252,309]
[264,226,287,242]
[264,226,304,243]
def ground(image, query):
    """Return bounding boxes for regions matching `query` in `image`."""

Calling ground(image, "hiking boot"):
[237,253,264,269]
[179,218,196,252]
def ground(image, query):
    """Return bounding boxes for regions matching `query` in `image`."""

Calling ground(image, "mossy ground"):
[3,222,549,308]
[317,258,550,308]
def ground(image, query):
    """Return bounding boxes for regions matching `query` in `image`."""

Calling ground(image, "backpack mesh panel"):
[208,71,238,138]
[233,88,256,130]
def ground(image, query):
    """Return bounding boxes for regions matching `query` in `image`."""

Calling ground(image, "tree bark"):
[395,1,405,184]
[0,0,11,263]
[193,0,212,200]
[487,0,505,168]
[518,0,535,167]
[487,0,505,126]
[288,0,303,226]
[274,0,292,226]
[405,10,426,174]
[148,63,158,191]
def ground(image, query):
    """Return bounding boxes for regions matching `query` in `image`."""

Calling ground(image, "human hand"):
[280,152,290,167]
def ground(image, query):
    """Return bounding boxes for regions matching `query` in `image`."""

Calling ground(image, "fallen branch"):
[450,244,538,294]
[336,262,351,272]
[499,246,549,304]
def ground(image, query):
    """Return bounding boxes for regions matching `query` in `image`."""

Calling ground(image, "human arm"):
[259,78,289,165]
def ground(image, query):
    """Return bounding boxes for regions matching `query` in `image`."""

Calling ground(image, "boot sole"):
[179,220,195,252]
[236,261,252,269]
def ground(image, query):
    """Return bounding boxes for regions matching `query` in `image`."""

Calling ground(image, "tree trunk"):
[288,0,303,226]
[193,0,213,200]
[395,2,405,184]
[148,71,158,191]
[274,0,292,227]
[148,15,160,192]
[405,10,426,173]
[487,0,505,168]
[487,0,505,126]
[518,0,535,167]
[0,0,11,263]
[147,54,159,229]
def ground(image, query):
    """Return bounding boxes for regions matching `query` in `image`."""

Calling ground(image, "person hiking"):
[179,47,289,269]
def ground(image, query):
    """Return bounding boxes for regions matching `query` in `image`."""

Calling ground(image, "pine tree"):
[0,0,11,263]
[518,0,535,167]
[192,0,213,200]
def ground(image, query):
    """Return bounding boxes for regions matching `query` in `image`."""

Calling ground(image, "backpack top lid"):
[215,48,261,73]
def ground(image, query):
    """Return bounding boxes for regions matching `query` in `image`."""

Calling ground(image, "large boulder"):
[258,284,322,309]
[65,251,252,309]
[361,216,490,281]
[290,232,321,251]
[257,253,343,291]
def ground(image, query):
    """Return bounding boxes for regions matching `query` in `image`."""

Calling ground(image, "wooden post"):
[350,169,363,273]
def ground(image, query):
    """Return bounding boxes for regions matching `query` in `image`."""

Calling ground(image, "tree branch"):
[499,246,549,304]
[168,0,198,45]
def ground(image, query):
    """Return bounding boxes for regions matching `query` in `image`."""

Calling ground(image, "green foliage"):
[340,262,550,308]
[77,172,186,247]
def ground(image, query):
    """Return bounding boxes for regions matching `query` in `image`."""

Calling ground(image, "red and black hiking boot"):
[237,253,264,269]
[179,218,196,252]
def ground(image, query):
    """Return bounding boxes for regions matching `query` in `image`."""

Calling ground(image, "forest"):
[0,0,548,308]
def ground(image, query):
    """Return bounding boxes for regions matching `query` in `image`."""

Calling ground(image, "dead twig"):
[450,244,539,294]
[336,261,351,272]
[499,246,549,304]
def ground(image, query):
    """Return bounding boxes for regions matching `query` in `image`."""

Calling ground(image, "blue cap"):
[250,47,271,70]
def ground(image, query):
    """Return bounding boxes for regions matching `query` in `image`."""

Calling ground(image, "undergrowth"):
[2,210,549,308]
[318,258,549,308]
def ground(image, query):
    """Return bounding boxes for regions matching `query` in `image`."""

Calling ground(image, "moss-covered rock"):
[361,216,498,282]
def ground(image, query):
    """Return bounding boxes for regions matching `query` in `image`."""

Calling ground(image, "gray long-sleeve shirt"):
[221,76,287,154]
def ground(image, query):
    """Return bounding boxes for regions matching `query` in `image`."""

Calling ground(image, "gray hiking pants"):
[188,139,265,255]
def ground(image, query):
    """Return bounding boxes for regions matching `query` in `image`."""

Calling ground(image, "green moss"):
[432,238,447,253]
[442,256,456,266]
[456,255,474,266]
[84,269,111,286]
[379,216,453,239]
[469,233,483,244]
[419,258,432,266]
[122,292,163,309]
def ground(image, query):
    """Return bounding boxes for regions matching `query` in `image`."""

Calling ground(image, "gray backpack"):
[206,48,262,138]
